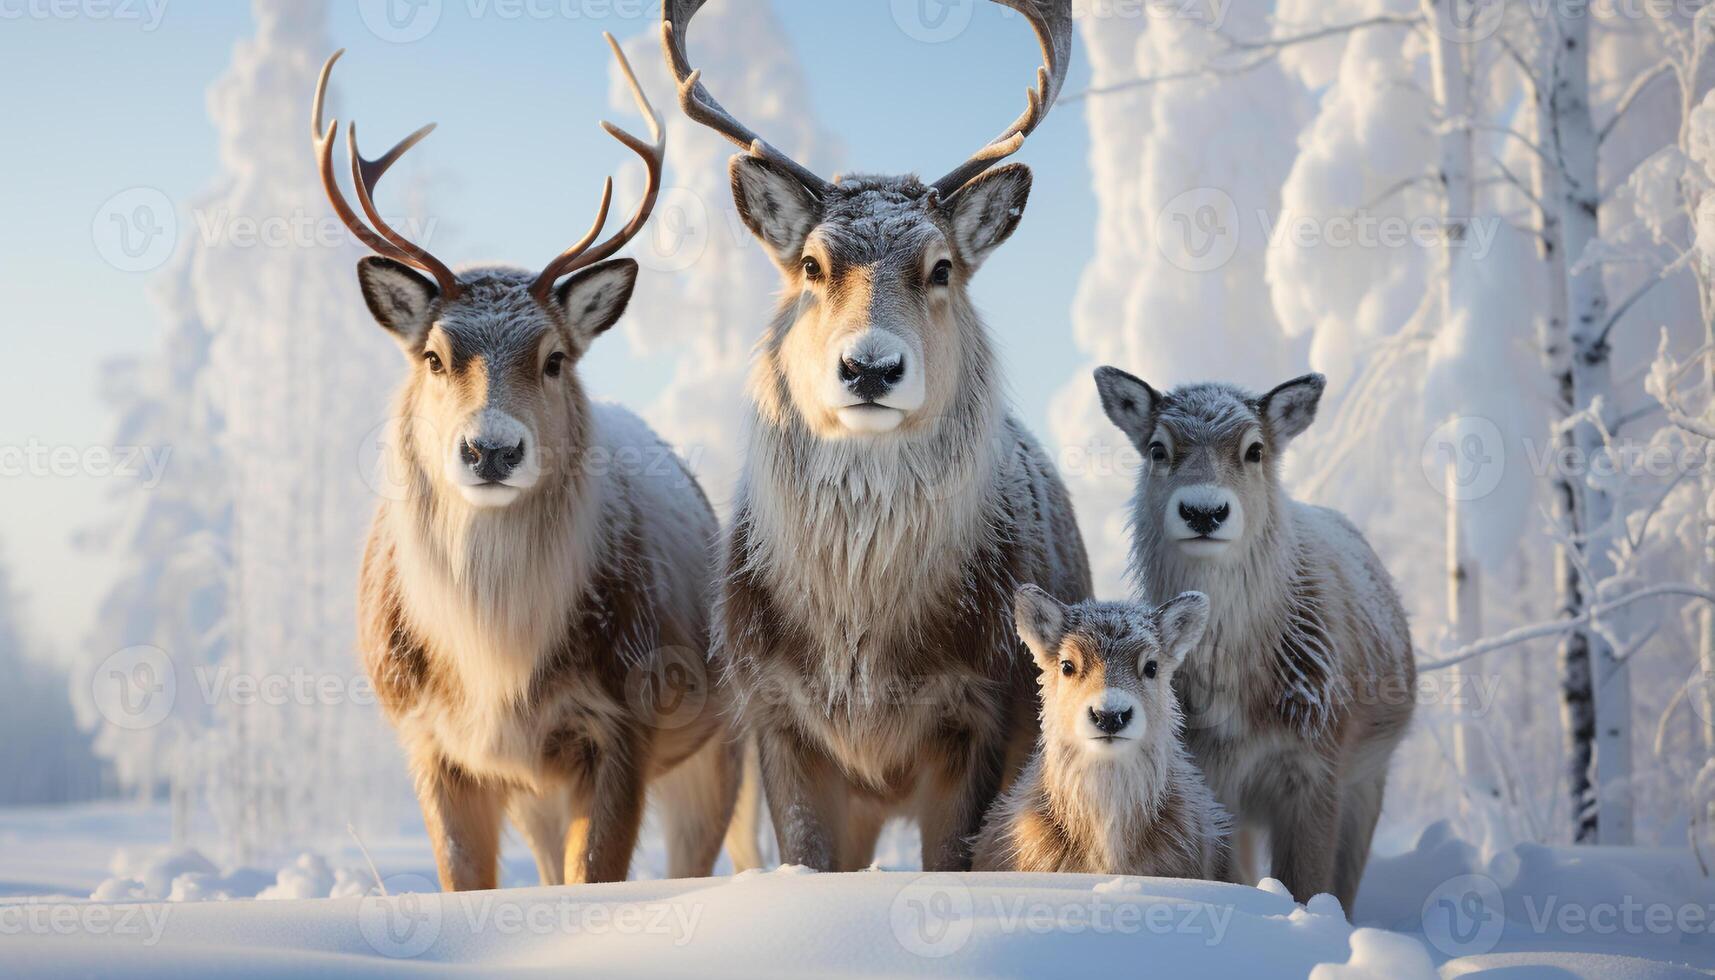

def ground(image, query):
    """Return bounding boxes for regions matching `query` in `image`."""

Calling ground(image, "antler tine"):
[347,122,462,299]
[529,33,667,304]
[313,51,414,263]
[661,2,832,197]
[311,49,462,300]
[931,0,1074,199]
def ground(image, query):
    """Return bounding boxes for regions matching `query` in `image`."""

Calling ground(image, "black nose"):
[461,437,526,483]
[1179,501,1230,536]
[839,353,905,402]
[1089,707,1134,736]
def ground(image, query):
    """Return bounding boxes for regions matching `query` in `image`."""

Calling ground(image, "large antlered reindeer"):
[318,36,758,889]
[662,0,1092,872]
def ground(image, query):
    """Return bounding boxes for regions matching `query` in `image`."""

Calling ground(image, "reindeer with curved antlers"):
[319,35,759,889]
[663,0,1091,872]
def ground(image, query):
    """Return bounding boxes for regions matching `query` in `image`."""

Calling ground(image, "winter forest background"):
[5,0,1715,882]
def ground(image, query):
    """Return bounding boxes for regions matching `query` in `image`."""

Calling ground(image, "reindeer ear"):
[1094,366,1160,450]
[1014,584,1068,673]
[555,258,638,344]
[357,257,438,346]
[1154,592,1210,669]
[1259,373,1326,444]
[945,162,1031,269]
[731,154,821,267]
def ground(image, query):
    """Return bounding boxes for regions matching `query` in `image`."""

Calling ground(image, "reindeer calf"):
[1095,369,1414,910]
[974,587,1227,878]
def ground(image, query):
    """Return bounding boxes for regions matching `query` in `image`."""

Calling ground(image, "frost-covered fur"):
[719,166,1093,872]
[974,589,1228,878]
[1096,368,1414,910]
[356,259,758,890]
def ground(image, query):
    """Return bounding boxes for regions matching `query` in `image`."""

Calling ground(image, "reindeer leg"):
[416,759,503,892]
[653,733,742,878]
[566,748,648,884]
[1332,772,1386,913]
[916,729,1008,873]
[1268,773,1342,906]
[506,787,569,887]
[756,724,844,872]
[839,797,888,872]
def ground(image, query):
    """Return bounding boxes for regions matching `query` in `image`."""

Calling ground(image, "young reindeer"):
[661,0,1091,874]
[318,37,758,890]
[973,587,1228,878]
[1094,369,1414,910]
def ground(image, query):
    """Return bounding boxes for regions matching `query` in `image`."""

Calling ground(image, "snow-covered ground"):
[2,802,1710,978]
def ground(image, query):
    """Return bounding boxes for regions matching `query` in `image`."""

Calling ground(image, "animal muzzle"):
[1165,484,1245,548]
[1088,705,1134,736]
[828,330,926,434]
[445,409,538,507]
[1078,689,1145,744]
[460,437,526,483]
[839,351,905,402]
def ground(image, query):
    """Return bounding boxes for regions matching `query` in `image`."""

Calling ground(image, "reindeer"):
[660,0,1091,873]
[974,587,1228,878]
[316,36,758,890]
[1094,368,1414,910]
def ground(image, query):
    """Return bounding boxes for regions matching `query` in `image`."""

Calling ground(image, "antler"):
[312,49,462,301]
[930,0,1073,199]
[662,0,1071,202]
[528,32,665,304]
[661,0,834,198]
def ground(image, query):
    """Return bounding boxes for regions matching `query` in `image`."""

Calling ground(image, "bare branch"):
[1067,14,1421,101]
[1484,154,1547,213]
[1361,172,1438,211]
[1596,264,1677,347]
[1599,60,1672,145]
[1472,122,1555,163]
[1418,584,1715,672]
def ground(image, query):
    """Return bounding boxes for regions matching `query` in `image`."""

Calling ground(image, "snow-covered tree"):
[78,0,406,861]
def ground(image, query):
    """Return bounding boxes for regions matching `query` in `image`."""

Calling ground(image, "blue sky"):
[0,1,1095,649]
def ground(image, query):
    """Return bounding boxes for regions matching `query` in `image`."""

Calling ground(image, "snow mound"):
[90,848,373,904]
[15,871,1378,978]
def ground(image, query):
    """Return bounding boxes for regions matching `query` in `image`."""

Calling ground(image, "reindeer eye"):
[801,256,823,281]
[1245,442,1264,463]
[1143,660,1158,680]
[423,351,444,375]
[930,259,952,287]
[1148,441,1169,464]
[545,352,566,379]
[1059,660,1075,677]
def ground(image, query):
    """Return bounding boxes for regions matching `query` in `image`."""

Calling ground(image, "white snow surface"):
[2,804,1711,978]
